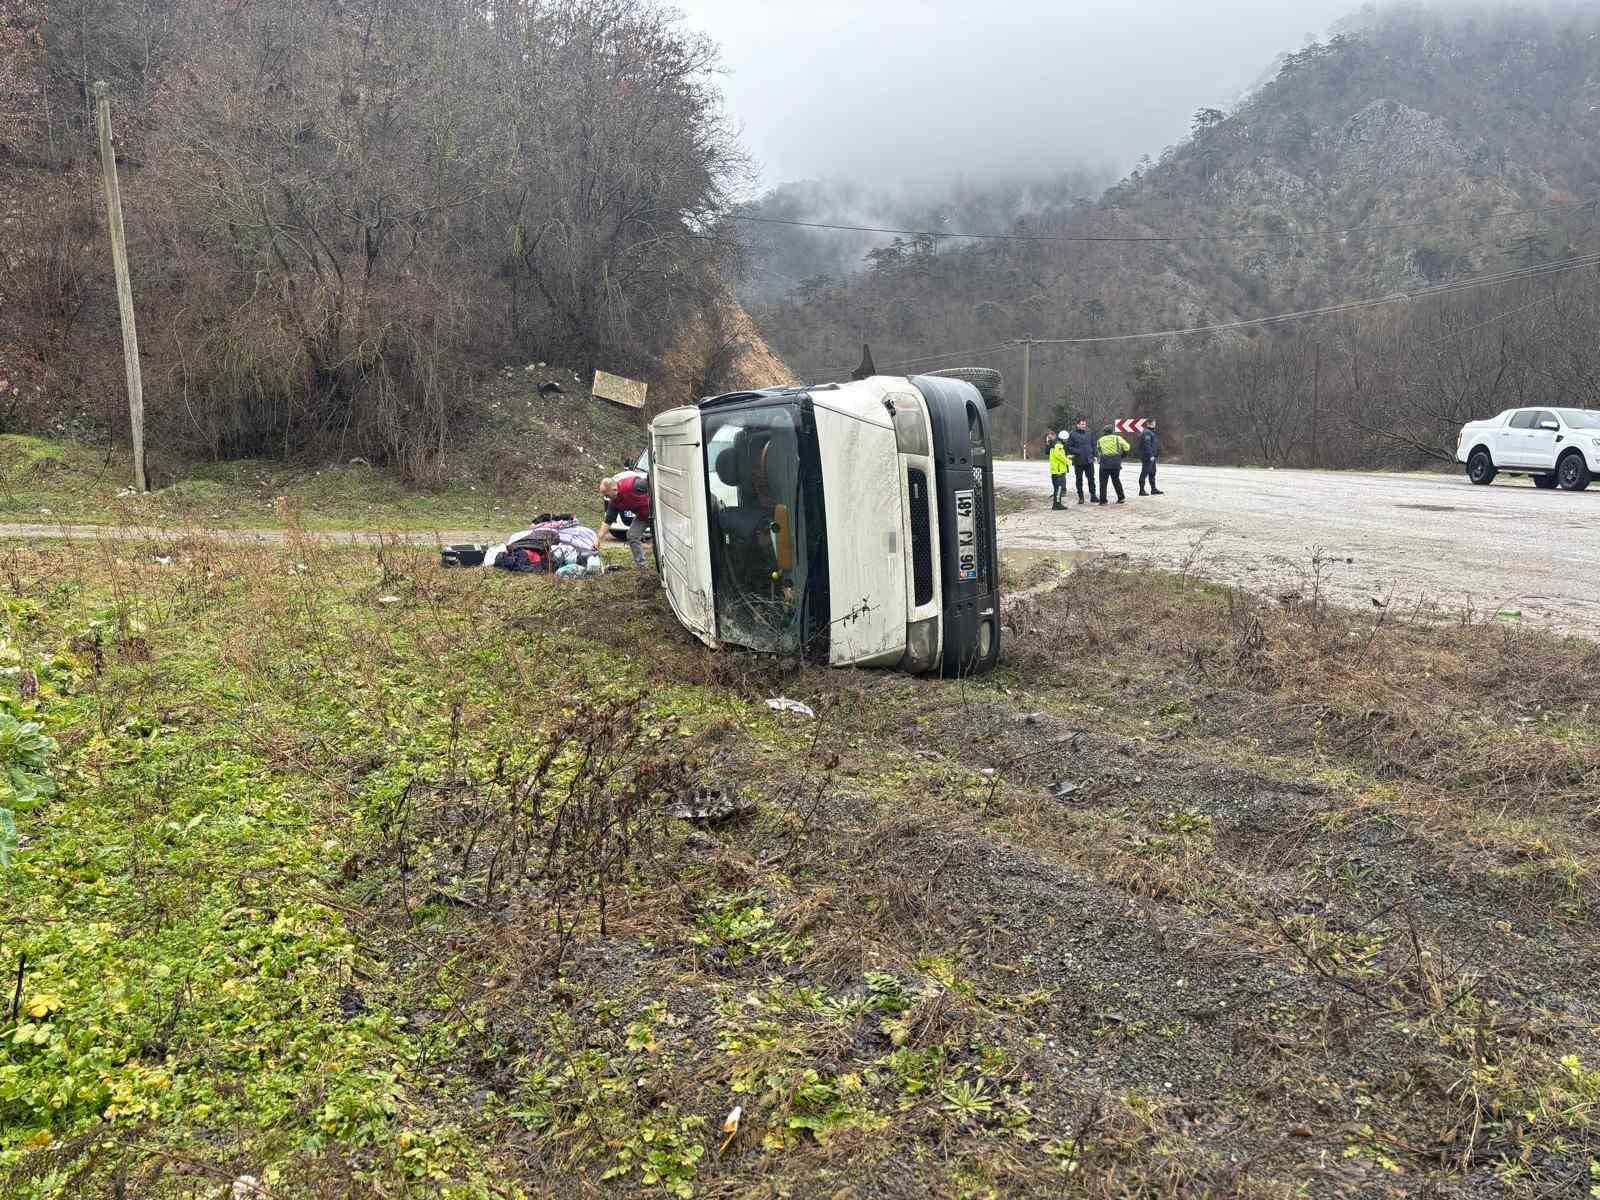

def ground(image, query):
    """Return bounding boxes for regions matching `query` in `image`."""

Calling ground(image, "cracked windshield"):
[703,404,819,656]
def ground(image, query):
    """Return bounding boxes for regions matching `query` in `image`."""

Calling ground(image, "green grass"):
[0,435,589,533]
[0,375,648,533]
[0,557,495,1191]
[0,539,806,1197]
[0,540,1597,1197]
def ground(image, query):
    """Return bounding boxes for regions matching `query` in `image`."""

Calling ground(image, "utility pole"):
[1020,337,1032,458]
[1311,342,1321,470]
[92,81,147,494]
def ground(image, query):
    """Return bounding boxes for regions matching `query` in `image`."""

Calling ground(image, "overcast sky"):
[675,0,1367,191]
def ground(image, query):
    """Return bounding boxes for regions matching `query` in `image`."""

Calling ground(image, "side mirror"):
[1540,420,1560,432]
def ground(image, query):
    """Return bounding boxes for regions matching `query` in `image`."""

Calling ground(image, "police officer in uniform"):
[1096,425,1131,505]
[1138,420,1163,496]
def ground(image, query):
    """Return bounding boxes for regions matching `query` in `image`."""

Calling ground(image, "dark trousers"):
[626,512,649,566]
[1074,463,1097,501]
[607,507,650,567]
[1098,458,1125,503]
[1139,458,1157,492]
[1050,472,1065,505]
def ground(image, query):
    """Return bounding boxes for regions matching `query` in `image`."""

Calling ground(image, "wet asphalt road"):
[994,460,1600,638]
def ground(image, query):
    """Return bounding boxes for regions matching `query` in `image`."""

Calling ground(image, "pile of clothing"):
[486,514,605,577]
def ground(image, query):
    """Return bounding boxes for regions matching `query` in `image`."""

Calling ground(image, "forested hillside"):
[751,2,1600,465]
[7,1,1600,475]
[732,168,1118,303]
[0,0,777,479]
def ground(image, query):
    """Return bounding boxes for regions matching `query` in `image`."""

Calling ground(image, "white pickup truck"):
[648,371,1002,676]
[1457,407,1600,491]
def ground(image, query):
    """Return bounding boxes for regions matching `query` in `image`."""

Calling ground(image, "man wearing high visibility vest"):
[1096,425,1131,505]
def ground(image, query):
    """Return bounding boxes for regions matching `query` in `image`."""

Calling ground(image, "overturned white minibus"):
[648,369,1002,676]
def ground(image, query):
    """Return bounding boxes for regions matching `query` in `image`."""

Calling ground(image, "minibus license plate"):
[954,489,978,581]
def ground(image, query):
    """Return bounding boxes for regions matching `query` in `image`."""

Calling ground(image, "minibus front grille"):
[971,475,991,587]
[908,468,934,606]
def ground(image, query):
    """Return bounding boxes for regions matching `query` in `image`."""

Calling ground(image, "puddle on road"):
[1398,504,1460,513]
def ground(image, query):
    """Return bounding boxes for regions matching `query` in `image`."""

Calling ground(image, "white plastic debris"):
[377,595,401,605]
[765,697,815,718]
[153,555,173,566]
[668,788,755,826]
[720,1104,743,1153]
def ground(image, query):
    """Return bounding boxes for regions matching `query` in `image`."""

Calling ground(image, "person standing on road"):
[1138,420,1163,496]
[1066,419,1098,504]
[1096,425,1131,505]
[600,471,652,568]
[1048,432,1070,510]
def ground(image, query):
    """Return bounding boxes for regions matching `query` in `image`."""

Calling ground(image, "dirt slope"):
[656,292,799,408]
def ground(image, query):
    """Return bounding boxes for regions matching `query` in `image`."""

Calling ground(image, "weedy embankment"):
[0,537,1595,1199]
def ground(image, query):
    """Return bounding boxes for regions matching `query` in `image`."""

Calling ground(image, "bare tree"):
[0,0,748,475]
[1213,337,1307,465]
[492,0,747,371]
[0,0,43,158]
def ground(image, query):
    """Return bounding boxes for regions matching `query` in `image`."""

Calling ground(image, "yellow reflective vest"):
[1097,433,1131,458]
[1049,443,1069,474]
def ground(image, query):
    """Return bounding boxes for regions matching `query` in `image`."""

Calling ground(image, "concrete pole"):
[1020,337,1032,458]
[91,81,147,493]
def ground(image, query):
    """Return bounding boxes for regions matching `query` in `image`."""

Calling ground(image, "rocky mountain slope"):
[749,3,1600,458]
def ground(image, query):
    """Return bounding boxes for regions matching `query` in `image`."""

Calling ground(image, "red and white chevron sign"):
[1114,418,1151,435]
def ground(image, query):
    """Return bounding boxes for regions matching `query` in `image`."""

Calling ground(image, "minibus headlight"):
[902,616,939,673]
[893,406,930,456]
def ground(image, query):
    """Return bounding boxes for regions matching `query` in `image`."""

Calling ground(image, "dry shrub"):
[376,695,700,979]
[1012,559,1598,807]
[0,183,109,430]
[0,197,96,345]
[156,287,482,480]
[1002,560,1124,671]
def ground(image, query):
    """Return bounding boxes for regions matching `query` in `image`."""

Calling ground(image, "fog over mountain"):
[676,0,1367,188]
[737,0,1600,469]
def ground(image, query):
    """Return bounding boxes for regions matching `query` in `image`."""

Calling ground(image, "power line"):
[1415,293,1562,351]
[882,341,1020,369]
[1024,252,1600,345]
[801,252,1598,380]
[798,339,1019,382]
[732,197,1596,248]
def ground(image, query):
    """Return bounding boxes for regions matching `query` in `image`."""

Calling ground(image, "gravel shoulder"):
[7,459,1600,637]
[995,460,1600,639]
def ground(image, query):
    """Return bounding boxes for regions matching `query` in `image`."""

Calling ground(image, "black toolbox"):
[441,543,488,567]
